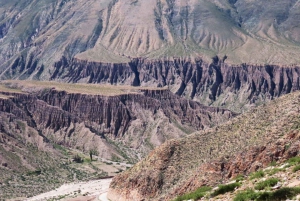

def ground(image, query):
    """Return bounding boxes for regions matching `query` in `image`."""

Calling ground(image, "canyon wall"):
[0,87,234,161]
[48,57,300,112]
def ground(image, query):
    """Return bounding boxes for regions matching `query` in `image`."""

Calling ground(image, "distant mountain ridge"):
[1,0,300,82]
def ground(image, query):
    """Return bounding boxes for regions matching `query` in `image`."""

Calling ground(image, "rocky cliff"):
[0,81,234,161]
[49,57,300,112]
[108,90,300,201]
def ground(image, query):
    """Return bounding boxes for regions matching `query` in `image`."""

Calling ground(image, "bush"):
[73,154,84,163]
[257,187,300,201]
[267,168,284,176]
[235,187,300,201]
[250,170,264,180]
[269,161,277,166]
[292,165,300,173]
[26,169,42,176]
[212,182,241,197]
[173,186,211,201]
[234,174,244,182]
[254,178,279,190]
[287,156,300,165]
[234,189,260,201]
[89,149,99,161]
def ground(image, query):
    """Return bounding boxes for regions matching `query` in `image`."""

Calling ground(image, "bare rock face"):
[50,57,300,112]
[107,91,300,201]
[0,86,234,161]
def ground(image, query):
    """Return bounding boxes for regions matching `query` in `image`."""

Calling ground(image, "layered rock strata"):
[50,57,300,112]
[0,86,234,161]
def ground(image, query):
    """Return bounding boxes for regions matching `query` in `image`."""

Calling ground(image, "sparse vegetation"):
[212,182,241,196]
[27,169,42,176]
[250,170,265,180]
[173,186,212,201]
[254,178,279,190]
[234,187,300,201]
[287,156,300,165]
[267,168,284,176]
[111,154,121,162]
[292,165,300,173]
[234,189,260,201]
[89,149,99,161]
[73,154,84,163]
[269,161,277,167]
[257,187,300,201]
[234,174,244,182]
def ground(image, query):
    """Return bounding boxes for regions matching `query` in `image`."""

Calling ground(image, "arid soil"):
[27,178,112,201]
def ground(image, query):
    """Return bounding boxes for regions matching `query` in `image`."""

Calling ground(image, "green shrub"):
[284,144,291,150]
[73,154,83,163]
[269,161,277,166]
[257,187,300,201]
[287,156,300,165]
[173,186,211,201]
[234,189,260,201]
[250,170,264,180]
[254,178,279,190]
[212,182,241,197]
[26,169,42,176]
[292,165,300,173]
[267,168,284,176]
[234,174,244,182]
[235,187,300,201]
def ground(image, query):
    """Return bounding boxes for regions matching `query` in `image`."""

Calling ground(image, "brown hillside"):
[108,91,300,200]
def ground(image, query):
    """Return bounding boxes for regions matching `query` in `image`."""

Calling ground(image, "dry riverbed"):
[26,178,112,201]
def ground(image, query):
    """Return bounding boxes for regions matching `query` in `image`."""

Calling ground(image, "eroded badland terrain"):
[0,0,300,201]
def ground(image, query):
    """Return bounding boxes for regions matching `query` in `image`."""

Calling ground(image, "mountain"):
[107,90,300,200]
[0,80,234,199]
[1,0,300,200]
[1,0,300,81]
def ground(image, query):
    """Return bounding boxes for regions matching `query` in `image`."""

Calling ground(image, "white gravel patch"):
[26,178,112,201]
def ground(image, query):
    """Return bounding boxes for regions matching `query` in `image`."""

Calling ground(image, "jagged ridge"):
[48,57,300,112]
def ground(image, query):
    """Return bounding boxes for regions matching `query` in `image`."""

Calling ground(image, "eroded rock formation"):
[0,86,234,161]
[51,57,300,112]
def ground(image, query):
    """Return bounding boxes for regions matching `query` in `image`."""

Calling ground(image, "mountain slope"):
[0,80,235,199]
[107,90,300,200]
[1,0,300,81]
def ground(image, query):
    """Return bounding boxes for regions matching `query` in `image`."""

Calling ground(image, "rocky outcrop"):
[107,91,300,201]
[51,57,135,85]
[51,57,300,112]
[0,86,234,161]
